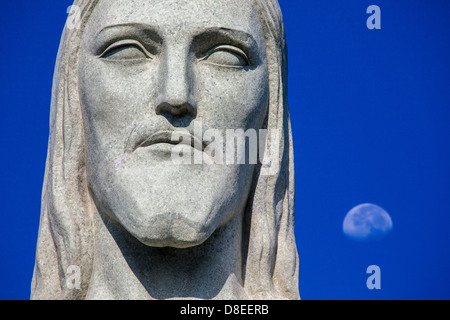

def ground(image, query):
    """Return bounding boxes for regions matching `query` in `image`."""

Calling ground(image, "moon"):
[343,203,393,242]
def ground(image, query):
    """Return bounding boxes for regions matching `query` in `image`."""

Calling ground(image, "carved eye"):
[100,40,151,61]
[201,45,249,68]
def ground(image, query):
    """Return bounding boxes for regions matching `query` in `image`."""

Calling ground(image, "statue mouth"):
[133,130,206,153]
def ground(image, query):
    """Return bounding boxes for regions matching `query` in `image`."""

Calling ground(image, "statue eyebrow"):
[94,23,163,56]
[192,27,261,66]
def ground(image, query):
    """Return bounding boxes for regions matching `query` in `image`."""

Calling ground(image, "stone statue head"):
[32,0,298,300]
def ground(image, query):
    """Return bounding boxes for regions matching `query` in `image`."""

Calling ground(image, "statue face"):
[79,0,269,248]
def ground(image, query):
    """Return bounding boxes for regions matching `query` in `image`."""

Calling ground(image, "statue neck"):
[85,210,247,300]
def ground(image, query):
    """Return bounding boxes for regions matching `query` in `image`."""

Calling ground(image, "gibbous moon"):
[343,203,393,242]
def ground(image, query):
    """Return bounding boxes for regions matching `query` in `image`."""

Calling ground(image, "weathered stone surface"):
[31,0,298,300]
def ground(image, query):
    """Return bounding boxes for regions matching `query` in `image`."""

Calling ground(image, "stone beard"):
[31,0,299,300]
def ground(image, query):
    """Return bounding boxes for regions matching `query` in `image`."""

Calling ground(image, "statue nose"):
[155,101,196,118]
[155,52,196,120]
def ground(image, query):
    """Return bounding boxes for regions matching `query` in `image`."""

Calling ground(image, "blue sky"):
[1,0,449,299]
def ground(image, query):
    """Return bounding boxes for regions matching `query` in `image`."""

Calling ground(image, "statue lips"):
[133,130,206,153]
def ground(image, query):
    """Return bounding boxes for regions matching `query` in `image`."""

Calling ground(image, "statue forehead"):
[89,0,260,36]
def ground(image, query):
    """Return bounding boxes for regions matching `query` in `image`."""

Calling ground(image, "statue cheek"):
[194,65,269,130]
[80,54,159,123]
[79,53,164,159]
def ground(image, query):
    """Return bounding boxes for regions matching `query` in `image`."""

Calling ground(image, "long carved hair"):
[31,0,299,300]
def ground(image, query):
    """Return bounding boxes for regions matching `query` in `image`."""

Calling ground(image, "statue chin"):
[91,159,250,249]
[119,210,216,249]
